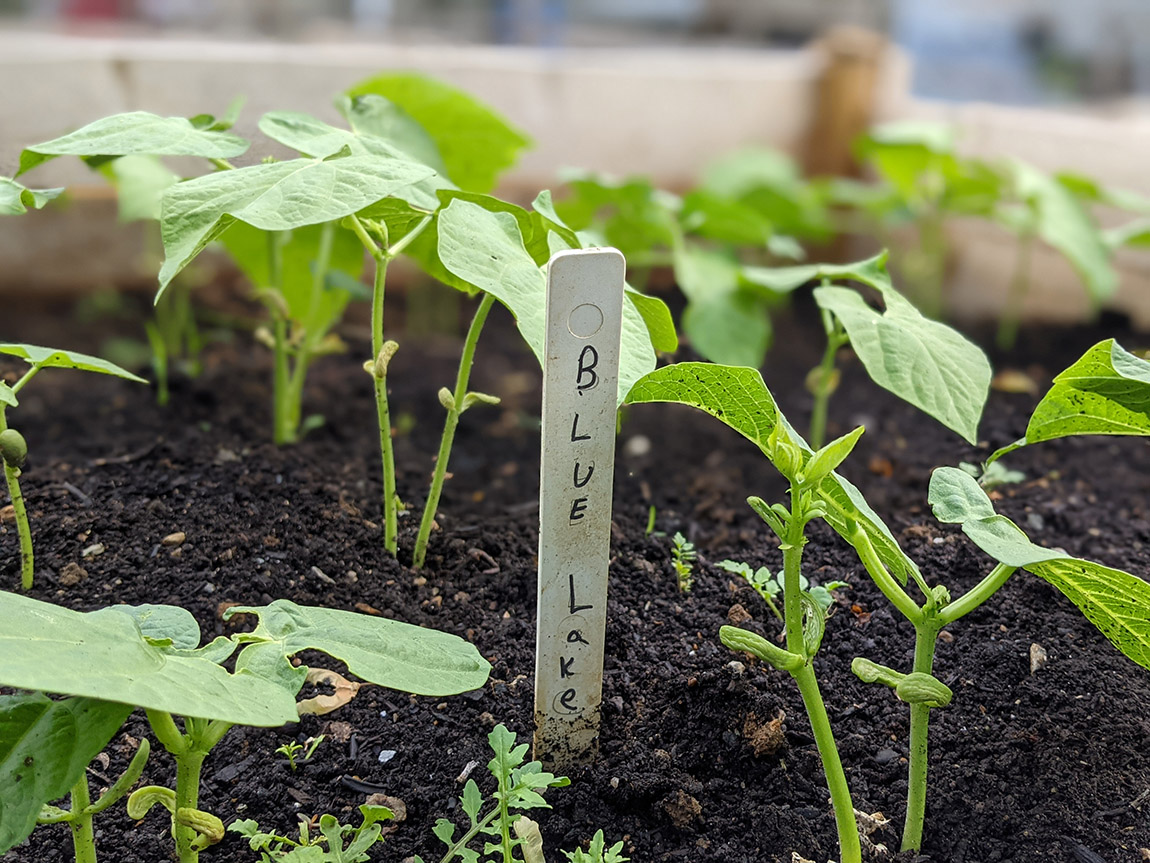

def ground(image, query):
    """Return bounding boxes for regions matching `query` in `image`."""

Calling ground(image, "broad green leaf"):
[0,591,298,726]
[0,693,132,853]
[0,381,16,407]
[699,147,830,239]
[346,72,531,193]
[436,198,658,405]
[218,221,364,337]
[553,169,678,258]
[675,245,771,367]
[701,147,803,199]
[928,467,1062,567]
[624,362,920,583]
[0,177,64,215]
[928,467,1150,670]
[1025,558,1150,670]
[157,153,436,295]
[100,154,178,222]
[224,600,490,698]
[17,111,249,176]
[337,93,448,177]
[0,344,147,383]
[93,603,202,649]
[810,258,990,443]
[257,108,452,213]
[1011,161,1116,304]
[680,189,772,247]
[1024,339,1150,443]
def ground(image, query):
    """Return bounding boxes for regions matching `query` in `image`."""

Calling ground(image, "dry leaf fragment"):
[297,668,363,716]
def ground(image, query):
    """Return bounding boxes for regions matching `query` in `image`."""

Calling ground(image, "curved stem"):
[848,523,923,625]
[791,663,862,863]
[412,293,496,569]
[0,410,33,590]
[67,774,98,863]
[901,621,940,852]
[370,253,398,555]
[937,563,1016,626]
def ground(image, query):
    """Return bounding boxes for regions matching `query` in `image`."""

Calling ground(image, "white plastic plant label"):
[533,248,625,770]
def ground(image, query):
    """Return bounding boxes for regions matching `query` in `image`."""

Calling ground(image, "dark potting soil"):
[3,292,1150,863]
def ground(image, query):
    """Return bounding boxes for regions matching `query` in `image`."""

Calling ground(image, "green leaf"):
[928,467,1150,670]
[1024,558,1150,671]
[0,177,64,215]
[1010,161,1117,304]
[436,198,658,406]
[219,221,364,337]
[809,256,990,443]
[804,426,865,485]
[0,344,147,383]
[623,362,920,584]
[17,111,249,176]
[0,693,132,853]
[1104,216,1150,250]
[93,604,202,650]
[100,155,179,222]
[928,467,1062,567]
[674,245,771,367]
[336,93,448,177]
[157,153,436,295]
[554,169,678,257]
[223,600,491,698]
[346,72,531,193]
[0,591,297,726]
[0,381,16,408]
[1025,339,1150,443]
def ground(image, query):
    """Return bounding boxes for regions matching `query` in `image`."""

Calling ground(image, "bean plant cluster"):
[2,68,1150,863]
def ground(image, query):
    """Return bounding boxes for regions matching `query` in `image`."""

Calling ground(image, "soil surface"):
[3,291,1150,863]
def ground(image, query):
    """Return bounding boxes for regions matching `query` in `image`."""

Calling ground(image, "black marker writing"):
[560,656,575,678]
[567,629,589,645]
[576,345,599,393]
[570,413,591,442]
[573,462,594,488]
[559,689,578,711]
[569,498,588,521]
[568,573,592,614]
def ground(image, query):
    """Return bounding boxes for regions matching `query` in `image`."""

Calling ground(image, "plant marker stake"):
[534,248,625,770]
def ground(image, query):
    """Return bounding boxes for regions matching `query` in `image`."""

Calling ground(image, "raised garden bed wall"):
[0,33,821,294]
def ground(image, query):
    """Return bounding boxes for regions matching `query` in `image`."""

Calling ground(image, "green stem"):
[791,663,862,863]
[848,522,923,625]
[208,158,234,171]
[0,410,33,590]
[67,773,98,863]
[283,221,338,438]
[937,563,1016,626]
[916,207,947,320]
[780,490,860,863]
[808,311,847,450]
[412,293,496,569]
[901,621,940,853]
[370,252,398,555]
[172,747,207,863]
[996,229,1034,351]
[266,231,293,446]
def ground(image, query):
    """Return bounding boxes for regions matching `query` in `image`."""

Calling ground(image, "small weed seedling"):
[670,531,697,592]
[229,804,393,861]
[562,831,629,863]
[275,734,325,771]
[414,724,569,863]
[626,360,1150,860]
[0,592,491,863]
[717,559,847,621]
[0,344,146,589]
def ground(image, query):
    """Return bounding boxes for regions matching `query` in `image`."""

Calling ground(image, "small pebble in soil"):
[1030,642,1049,674]
[874,748,899,765]
[378,749,397,764]
[623,435,651,457]
[162,531,186,547]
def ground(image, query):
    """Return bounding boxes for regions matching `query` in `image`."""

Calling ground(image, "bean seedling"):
[275,735,325,771]
[717,558,847,620]
[0,591,491,863]
[0,344,146,589]
[626,360,1150,860]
